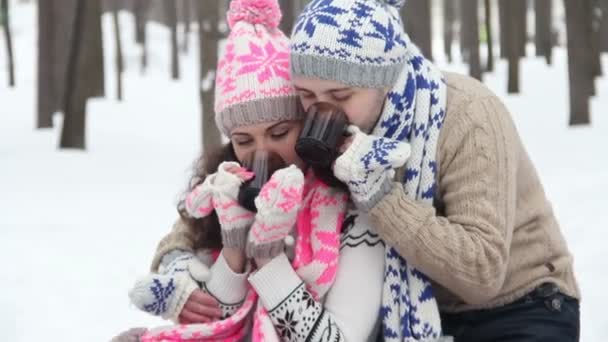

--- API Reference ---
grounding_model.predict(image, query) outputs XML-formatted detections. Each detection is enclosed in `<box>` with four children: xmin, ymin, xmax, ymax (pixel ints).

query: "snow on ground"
<box><xmin>1</xmin><ymin>1</ymin><xmax>607</xmax><ymax>341</ymax></box>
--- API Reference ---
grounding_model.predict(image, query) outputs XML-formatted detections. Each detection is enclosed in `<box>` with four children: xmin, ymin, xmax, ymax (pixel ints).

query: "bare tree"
<box><xmin>502</xmin><ymin>0</ymin><xmax>526</xmax><ymax>93</ymax></box>
<box><xmin>181</xmin><ymin>0</ymin><xmax>191</xmax><ymax>53</ymax></box>
<box><xmin>60</xmin><ymin>0</ymin><xmax>104</xmax><ymax>149</ymax></box>
<box><xmin>484</xmin><ymin>0</ymin><xmax>495</xmax><ymax>71</ymax></box>
<box><xmin>37</xmin><ymin>0</ymin><xmax>76</xmax><ymax>128</ymax></box>
<box><xmin>195</xmin><ymin>0</ymin><xmax>222</xmax><ymax>153</ymax></box>
<box><xmin>279</xmin><ymin>0</ymin><xmax>295</xmax><ymax>35</ymax></box>
<box><xmin>601</xmin><ymin>0</ymin><xmax>608</xmax><ymax>52</ymax></box>
<box><xmin>589</xmin><ymin>0</ymin><xmax>603</xmax><ymax>82</ymax></box>
<box><xmin>112</xmin><ymin>0</ymin><xmax>124</xmax><ymax>101</ymax></box>
<box><xmin>37</xmin><ymin>0</ymin><xmax>55</xmax><ymax>128</ymax></box>
<box><xmin>1</xmin><ymin>0</ymin><xmax>15</xmax><ymax>87</ymax></box>
<box><xmin>165</xmin><ymin>0</ymin><xmax>180</xmax><ymax>79</ymax></box>
<box><xmin>443</xmin><ymin>0</ymin><xmax>456</xmax><ymax>63</ymax></box>
<box><xmin>402</xmin><ymin>0</ymin><xmax>433</xmax><ymax>60</ymax></box>
<box><xmin>535</xmin><ymin>0</ymin><xmax>553</xmax><ymax>65</ymax></box>
<box><xmin>461</xmin><ymin>0</ymin><xmax>482</xmax><ymax>80</ymax></box>
<box><xmin>133</xmin><ymin>0</ymin><xmax>148</xmax><ymax>72</ymax></box>
<box><xmin>564</xmin><ymin>0</ymin><xmax>595</xmax><ymax>125</ymax></box>
<box><xmin>498</xmin><ymin>0</ymin><xmax>507</xmax><ymax>58</ymax></box>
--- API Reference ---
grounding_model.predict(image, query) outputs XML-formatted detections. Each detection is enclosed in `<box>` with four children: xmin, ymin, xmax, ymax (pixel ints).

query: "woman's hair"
<box><xmin>177</xmin><ymin>143</ymin><xmax>238</xmax><ymax>250</ymax></box>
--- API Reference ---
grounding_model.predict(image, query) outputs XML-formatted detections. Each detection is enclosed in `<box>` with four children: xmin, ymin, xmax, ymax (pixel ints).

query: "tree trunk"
<box><xmin>195</xmin><ymin>0</ymin><xmax>222</xmax><ymax>153</ymax></box>
<box><xmin>60</xmin><ymin>0</ymin><xmax>104</xmax><ymax>149</ymax></box>
<box><xmin>279</xmin><ymin>0</ymin><xmax>295</xmax><ymax>36</ymax></box>
<box><xmin>535</xmin><ymin>0</ymin><xmax>553</xmax><ymax>64</ymax></box>
<box><xmin>112</xmin><ymin>0</ymin><xmax>123</xmax><ymax>101</ymax></box>
<box><xmin>403</xmin><ymin>0</ymin><xmax>433</xmax><ymax>60</ymax></box>
<box><xmin>517</xmin><ymin>0</ymin><xmax>528</xmax><ymax>57</ymax></box>
<box><xmin>600</xmin><ymin>0</ymin><xmax>608</xmax><ymax>52</ymax></box>
<box><xmin>181</xmin><ymin>0</ymin><xmax>191</xmax><ymax>53</ymax></box>
<box><xmin>498</xmin><ymin>0</ymin><xmax>508</xmax><ymax>58</ymax></box>
<box><xmin>443</xmin><ymin>0</ymin><xmax>455</xmax><ymax>63</ymax></box>
<box><xmin>461</xmin><ymin>0</ymin><xmax>482</xmax><ymax>80</ymax></box>
<box><xmin>504</xmin><ymin>0</ymin><xmax>526</xmax><ymax>93</ymax></box>
<box><xmin>485</xmin><ymin>0</ymin><xmax>495</xmax><ymax>72</ymax></box>
<box><xmin>1</xmin><ymin>0</ymin><xmax>15</xmax><ymax>87</ymax></box>
<box><xmin>165</xmin><ymin>1</ymin><xmax>179</xmax><ymax>79</ymax></box>
<box><xmin>37</xmin><ymin>0</ymin><xmax>55</xmax><ymax>128</ymax></box>
<box><xmin>588</xmin><ymin>0</ymin><xmax>602</xmax><ymax>80</ymax></box>
<box><xmin>564</xmin><ymin>0</ymin><xmax>593</xmax><ymax>125</ymax></box>
<box><xmin>133</xmin><ymin>0</ymin><xmax>148</xmax><ymax>72</ymax></box>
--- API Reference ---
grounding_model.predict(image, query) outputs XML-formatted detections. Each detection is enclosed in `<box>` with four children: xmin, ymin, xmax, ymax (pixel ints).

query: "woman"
<box><xmin>116</xmin><ymin>0</ymin><xmax>388</xmax><ymax>341</ymax></box>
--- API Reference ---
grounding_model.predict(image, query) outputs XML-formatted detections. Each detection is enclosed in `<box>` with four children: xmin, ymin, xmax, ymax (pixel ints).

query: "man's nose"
<box><xmin>315</xmin><ymin>94</ymin><xmax>338</xmax><ymax>107</ymax></box>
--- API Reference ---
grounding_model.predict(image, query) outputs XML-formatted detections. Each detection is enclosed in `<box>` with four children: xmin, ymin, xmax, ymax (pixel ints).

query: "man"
<box><xmin>289</xmin><ymin>0</ymin><xmax>580</xmax><ymax>341</ymax></box>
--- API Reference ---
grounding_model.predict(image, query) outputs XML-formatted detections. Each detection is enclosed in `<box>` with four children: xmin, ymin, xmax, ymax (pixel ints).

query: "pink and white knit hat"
<box><xmin>214</xmin><ymin>0</ymin><xmax>301</xmax><ymax>137</ymax></box>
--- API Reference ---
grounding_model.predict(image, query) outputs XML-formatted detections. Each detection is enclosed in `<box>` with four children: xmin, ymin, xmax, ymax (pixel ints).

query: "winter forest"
<box><xmin>1</xmin><ymin>0</ymin><xmax>607</xmax><ymax>341</ymax></box>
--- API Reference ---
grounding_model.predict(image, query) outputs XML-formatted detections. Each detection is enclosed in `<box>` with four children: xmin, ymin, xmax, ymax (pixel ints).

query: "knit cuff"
<box><xmin>246</xmin><ymin>239</ymin><xmax>285</xmax><ymax>259</ymax></box>
<box><xmin>164</xmin><ymin>273</ymin><xmax>199</xmax><ymax>321</ymax></box>
<box><xmin>248</xmin><ymin>253</ymin><xmax>303</xmax><ymax>310</ymax></box>
<box><xmin>205</xmin><ymin>250</ymin><xmax>251</xmax><ymax>305</ymax></box>
<box><xmin>369</xmin><ymin>183</ymin><xmax>433</xmax><ymax>244</ymax></box>
<box><xmin>354</xmin><ymin>175</ymin><xmax>395</xmax><ymax>212</ymax></box>
<box><xmin>221</xmin><ymin>226</ymin><xmax>250</xmax><ymax>250</ymax></box>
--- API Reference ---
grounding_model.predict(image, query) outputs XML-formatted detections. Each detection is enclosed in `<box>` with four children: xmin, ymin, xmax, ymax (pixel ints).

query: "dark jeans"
<box><xmin>441</xmin><ymin>283</ymin><xmax>580</xmax><ymax>342</ymax></box>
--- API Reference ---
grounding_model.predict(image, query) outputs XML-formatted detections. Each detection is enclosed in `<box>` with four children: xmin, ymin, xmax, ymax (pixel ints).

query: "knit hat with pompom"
<box><xmin>290</xmin><ymin>0</ymin><xmax>412</xmax><ymax>88</ymax></box>
<box><xmin>214</xmin><ymin>0</ymin><xmax>301</xmax><ymax>137</ymax></box>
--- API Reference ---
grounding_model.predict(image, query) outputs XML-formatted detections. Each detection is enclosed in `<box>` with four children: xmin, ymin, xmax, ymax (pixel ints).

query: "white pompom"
<box><xmin>188</xmin><ymin>259</ymin><xmax>211</xmax><ymax>282</ymax></box>
<box><xmin>284</xmin><ymin>235</ymin><xmax>295</xmax><ymax>247</ymax></box>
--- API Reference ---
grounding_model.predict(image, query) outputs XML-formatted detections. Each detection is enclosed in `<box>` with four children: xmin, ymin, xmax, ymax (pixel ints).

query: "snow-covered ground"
<box><xmin>1</xmin><ymin>2</ymin><xmax>607</xmax><ymax>341</ymax></box>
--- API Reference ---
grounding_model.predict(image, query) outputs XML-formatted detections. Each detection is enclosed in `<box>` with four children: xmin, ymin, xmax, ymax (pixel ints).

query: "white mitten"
<box><xmin>333</xmin><ymin>125</ymin><xmax>411</xmax><ymax>210</ymax></box>
<box><xmin>246</xmin><ymin>165</ymin><xmax>305</xmax><ymax>259</ymax></box>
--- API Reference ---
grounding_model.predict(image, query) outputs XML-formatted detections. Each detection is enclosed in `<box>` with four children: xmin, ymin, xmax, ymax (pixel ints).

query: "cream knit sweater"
<box><xmin>370</xmin><ymin>72</ymin><xmax>580</xmax><ymax>312</ymax></box>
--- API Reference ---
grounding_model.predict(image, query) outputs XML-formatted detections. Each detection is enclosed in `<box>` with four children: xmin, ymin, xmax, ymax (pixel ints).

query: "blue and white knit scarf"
<box><xmin>370</xmin><ymin>34</ymin><xmax>447</xmax><ymax>341</ymax></box>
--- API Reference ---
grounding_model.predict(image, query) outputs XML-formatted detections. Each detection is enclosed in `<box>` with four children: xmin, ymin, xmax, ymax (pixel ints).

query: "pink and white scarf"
<box><xmin>141</xmin><ymin>171</ymin><xmax>347</xmax><ymax>341</ymax></box>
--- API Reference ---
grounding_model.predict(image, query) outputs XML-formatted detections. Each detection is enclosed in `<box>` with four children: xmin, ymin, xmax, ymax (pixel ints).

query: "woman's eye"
<box><xmin>235</xmin><ymin>139</ymin><xmax>253</xmax><ymax>146</ymax></box>
<box><xmin>332</xmin><ymin>93</ymin><xmax>352</xmax><ymax>102</ymax></box>
<box><xmin>271</xmin><ymin>130</ymin><xmax>289</xmax><ymax>139</ymax></box>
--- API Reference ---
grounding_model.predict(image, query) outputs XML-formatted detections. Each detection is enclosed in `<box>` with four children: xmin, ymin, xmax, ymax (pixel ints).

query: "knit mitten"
<box><xmin>185</xmin><ymin>161</ymin><xmax>255</xmax><ymax>249</ymax></box>
<box><xmin>129</xmin><ymin>253</ymin><xmax>207</xmax><ymax>321</ymax></box>
<box><xmin>333</xmin><ymin>125</ymin><xmax>411</xmax><ymax>211</ymax></box>
<box><xmin>246</xmin><ymin>165</ymin><xmax>304</xmax><ymax>259</ymax></box>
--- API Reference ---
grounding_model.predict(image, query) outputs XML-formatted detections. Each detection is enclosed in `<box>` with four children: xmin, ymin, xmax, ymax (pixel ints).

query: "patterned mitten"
<box><xmin>333</xmin><ymin>125</ymin><xmax>411</xmax><ymax>211</ymax></box>
<box><xmin>246</xmin><ymin>165</ymin><xmax>305</xmax><ymax>259</ymax></box>
<box><xmin>129</xmin><ymin>253</ymin><xmax>207</xmax><ymax>321</ymax></box>
<box><xmin>185</xmin><ymin>161</ymin><xmax>255</xmax><ymax>249</ymax></box>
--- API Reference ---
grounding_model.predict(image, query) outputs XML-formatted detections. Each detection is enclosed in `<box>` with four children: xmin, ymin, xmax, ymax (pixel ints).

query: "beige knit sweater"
<box><xmin>150</xmin><ymin>71</ymin><xmax>580</xmax><ymax>313</ymax></box>
<box><xmin>370</xmin><ymin>72</ymin><xmax>580</xmax><ymax>312</ymax></box>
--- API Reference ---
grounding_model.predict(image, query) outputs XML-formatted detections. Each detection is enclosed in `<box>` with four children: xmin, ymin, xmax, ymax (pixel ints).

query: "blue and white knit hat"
<box><xmin>290</xmin><ymin>0</ymin><xmax>409</xmax><ymax>88</ymax></box>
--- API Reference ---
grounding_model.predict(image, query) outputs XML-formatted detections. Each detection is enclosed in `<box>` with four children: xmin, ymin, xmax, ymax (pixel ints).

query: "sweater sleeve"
<box><xmin>249</xmin><ymin>215</ymin><xmax>385</xmax><ymax>342</ymax></box>
<box><xmin>369</xmin><ymin>96</ymin><xmax>518</xmax><ymax>305</ymax></box>
<box><xmin>200</xmin><ymin>250</ymin><xmax>251</xmax><ymax>318</ymax></box>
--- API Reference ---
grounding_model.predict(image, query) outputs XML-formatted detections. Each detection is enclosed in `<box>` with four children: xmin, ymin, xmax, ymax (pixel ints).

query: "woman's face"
<box><xmin>230</xmin><ymin>120</ymin><xmax>306</xmax><ymax>171</ymax></box>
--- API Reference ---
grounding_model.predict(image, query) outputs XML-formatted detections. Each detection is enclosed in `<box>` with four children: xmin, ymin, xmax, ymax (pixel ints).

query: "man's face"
<box><xmin>293</xmin><ymin>76</ymin><xmax>388</xmax><ymax>133</ymax></box>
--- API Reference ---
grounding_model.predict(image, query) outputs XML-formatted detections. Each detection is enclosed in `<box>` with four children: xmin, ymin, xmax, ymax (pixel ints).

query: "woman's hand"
<box><xmin>178</xmin><ymin>290</ymin><xmax>223</xmax><ymax>323</ymax></box>
<box><xmin>246</xmin><ymin>165</ymin><xmax>304</xmax><ymax>259</ymax></box>
<box><xmin>185</xmin><ymin>161</ymin><xmax>256</xmax><ymax>250</ymax></box>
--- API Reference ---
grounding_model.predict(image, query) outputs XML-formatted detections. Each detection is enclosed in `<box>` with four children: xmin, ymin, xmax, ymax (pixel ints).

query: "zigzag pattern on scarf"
<box><xmin>372</xmin><ymin>32</ymin><xmax>447</xmax><ymax>342</ymax></box>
